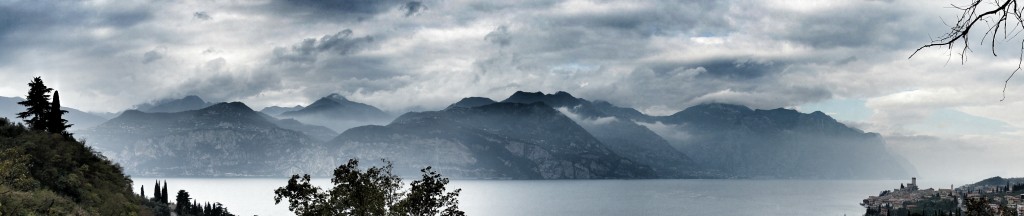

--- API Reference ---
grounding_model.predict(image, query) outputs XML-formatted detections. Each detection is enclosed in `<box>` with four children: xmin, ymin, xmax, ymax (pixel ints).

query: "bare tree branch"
<box><xmin>912</xmin><ymin>0</ymin><xmax>1024</xmax><ymax>101</ymax></box>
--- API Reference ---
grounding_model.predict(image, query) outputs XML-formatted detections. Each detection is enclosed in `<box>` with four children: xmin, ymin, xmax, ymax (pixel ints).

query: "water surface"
<box><xmin>133</xmin><ymin>178</ymin><xmax>911</xmax><ymax>216</ymax></box>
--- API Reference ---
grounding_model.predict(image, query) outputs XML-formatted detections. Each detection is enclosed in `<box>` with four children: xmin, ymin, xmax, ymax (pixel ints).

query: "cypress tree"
<box><xmin>154</xmin><ymin>180</ymin><xmax>162</xmax><ymax>201</ymax></box>
<box><xmin>16</xmin><ymin>77</ymin><xmax>52</xmax><ymax>131</ymax></box>
<box><xmin>162</xmin><ymin>180</ymin><xmax>168</xmax><ymax>203</ymax></box>
<box><xmin>141</xmin><ymin>185</ymin><xmax>146</xmax><ymax>199</ymax></box>
<box><xmin>45</xmin><ymin>90</ymin><xmax>71</xmax><ymax>134</ymax></box>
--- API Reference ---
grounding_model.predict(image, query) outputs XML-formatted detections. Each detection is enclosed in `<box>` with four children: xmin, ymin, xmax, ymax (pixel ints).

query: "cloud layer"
<box><xmin>1</xmin><ymin>0</ymin><xmax>1022</xmax><ymax>179</ymax></box>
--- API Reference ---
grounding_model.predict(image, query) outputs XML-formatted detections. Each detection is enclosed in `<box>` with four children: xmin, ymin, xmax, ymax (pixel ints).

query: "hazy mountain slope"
<box><xmin>323</xmin><ymin>102</ymin><xmax>655</xmax><ymax>179</ymax></box>
<box><xmin>1</xmin><ymin>96</ymin><xmax>108</xmax><ymax>130</ymax></box>
<box><xmin>78</xmin><ymin>102</ymin><xmax>323</xmax><ymax>176</ymax></box>
<box><xmin>134</xmin><ymin>95</ymin><xmax>215</xmax><ymax>113</ymax></box>
<box><xmin>281</xmin><ymin>93</ymin><xmax>392</xmax><ymax>132</ymax></box>
<box><xmin>500</xmin><ymin>91</ymin><xmax>701</xmax><ymax>178</ymax></box>
<box><xmin>445</xmin><ymin>97</ymin><xmax>496</xmax><ymax>109</ymax></box>
<box><xmin>260</xmin><ymin>105</ymin><xmax>304</xmax><ymax>116</ymax></box>
<box><xmin>657</xmin><ymin>103</ymin><xmax>916</xmax><ymax>179</ymax></box>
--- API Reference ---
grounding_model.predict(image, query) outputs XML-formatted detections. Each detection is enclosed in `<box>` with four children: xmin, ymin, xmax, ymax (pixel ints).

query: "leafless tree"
<box><xmin>911</xmin><ymin>0</ymin><xmax>1024</xmax><ymax>101</ymax></box>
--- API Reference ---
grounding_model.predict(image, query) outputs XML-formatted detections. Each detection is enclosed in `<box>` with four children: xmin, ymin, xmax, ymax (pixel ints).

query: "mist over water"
<box><xmin>132</xmin><ymin>178</ymin><xmax>974</xmax><ymax>216</ymax></box>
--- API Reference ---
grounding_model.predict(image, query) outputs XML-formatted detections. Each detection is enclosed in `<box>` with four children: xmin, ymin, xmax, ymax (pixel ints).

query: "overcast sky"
<box><xmin>1</xmin><ymin>0</ymin><xmax>1021</xmax><ymax>180</ymax></box>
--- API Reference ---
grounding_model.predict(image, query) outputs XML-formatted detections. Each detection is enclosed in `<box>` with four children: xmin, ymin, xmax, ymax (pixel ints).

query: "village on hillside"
<box><xmin>862</xmin><ymin>177</ymin><xmax>1024</xmax><ymax>216</ymax></box>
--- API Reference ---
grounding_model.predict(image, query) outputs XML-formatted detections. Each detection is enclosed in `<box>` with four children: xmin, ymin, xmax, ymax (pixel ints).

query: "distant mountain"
<box><xmin>656</xmin><ymin>103</ymin><xmax>915</xmax><ymax>179</ymax></box>
<box><xmin>0</xmin><ymin>96</ymin><xmax>108</xmax><ymax>130</ymax></box>
<box><xmin>500</xmin><ymin>91</ymin><xmax>702</xmax><ymax>178</ymax></box>
<box><xmin>134</xmin><ymin>95</ymin><xmax>215</xmax><ymax>113</ymax></box>
<box><xmin>78</xmin><ymin>102</ymin><xmax>333</xmax><ymax>176</ymax></box>
<box><xmin>966</xmin><ymin>176</ymin><xmax>1024</xmax><ymax>187</ymax></box>
<box><xmin>280</xmin><ymin>93</ymin><xmax>392</xmax><ymax>132</ymax></box>
<box><xmin>260</xmin><ymin>105</ymin><xmax>304</xmax><ymax>116</ymax></box>
<box><xmin>323</xmin><ymin>102</ymin><xmax>655</xmax><ymax>179</ymax></box>
<box><xmin>445</xmin><ymin>97</ymin><xmax>496</xmax><ymax>109</ymax></box>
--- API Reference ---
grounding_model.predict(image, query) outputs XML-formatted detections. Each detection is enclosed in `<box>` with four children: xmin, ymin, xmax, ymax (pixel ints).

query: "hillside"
<box><xmin>0</xmin><ymin>117</ymin><xmax>145</xmax><ymax>215</ymax></box>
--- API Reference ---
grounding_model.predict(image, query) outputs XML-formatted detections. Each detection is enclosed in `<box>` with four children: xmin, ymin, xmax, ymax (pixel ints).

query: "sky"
<box><xmin>0</xmin><ymin>0</ymin><xmax>1022</xmax><ymax>181</ymax></box>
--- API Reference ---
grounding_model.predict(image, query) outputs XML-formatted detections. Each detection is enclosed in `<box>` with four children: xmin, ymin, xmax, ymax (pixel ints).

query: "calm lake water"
<box><xmin>132</xmin><ymin>178</ymin><xmax>913</xmax><ymax>216</ymax></box>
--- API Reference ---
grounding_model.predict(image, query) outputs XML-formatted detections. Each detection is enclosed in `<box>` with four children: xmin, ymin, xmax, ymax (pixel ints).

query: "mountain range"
<box><xmin>61</xmin><ymin>91</ymin><xmax>914</xmax><ymax>179</ymax></box>
<box><xmin>78</xmin><ymin>102</ymin><xmax>334</xmax><ymax>176</ymax></box>
<box><xmin>323</xmin><ymin>101</ymin><xmax>655</xmax><ymax>179</ymax></box>
<box><xmin>653</xmin><ymin>103</ymin><xmax>915</xmax><ymax>179</ymax></box>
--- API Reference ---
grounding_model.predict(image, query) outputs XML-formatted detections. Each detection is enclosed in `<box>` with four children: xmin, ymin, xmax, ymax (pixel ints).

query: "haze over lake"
<box><xmin>135</xmin><ymin>178</ymin><xmax>968</xmax><ymax>216</ymax></box>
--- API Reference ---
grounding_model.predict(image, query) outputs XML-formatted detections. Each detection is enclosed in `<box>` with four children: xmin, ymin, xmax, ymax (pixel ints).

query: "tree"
<box><xmin>392</xmin><ymin>167</ymin><xmax>464</xmax><ymax>216</ymax></box>
<box><xmin>162</xmin><ymin>180</ymin><xmax>169</xmax><ymax>203</ymax></box>
<box><xmin>154</xmin><ymin>180</ymin><xmax>162</xmax><ymax>202</ymax></box>
<box><xmin>141</xmin><ymin>185</ymin><xmax>146</xmax><ymax>199</ymax></box>
<box><xmin>16</xmin><ymin>77</ymin><xmax>52</xmax><ymax>131</ymax></box>
<box><xmin>45</xmin><ymin>90</ymin><xmax>71</xmax><ymax>135</ymax></box>
<box><xmin>913</xmin><ymin>0</ymin><xmax>1024</xmax><ymax>100</ymax></box>
<box><xmin>176</xmin><ymin>189</ymin><xmax>191</xmax><ymax>214</ymax></box>
<box><xmin>274</xmin><ymin>159</ymin><xmax>464</xmax><ymax>216</ymax></box>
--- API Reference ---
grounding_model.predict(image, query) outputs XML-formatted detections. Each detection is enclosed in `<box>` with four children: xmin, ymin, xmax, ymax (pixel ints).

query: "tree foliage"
<box><xmin>13</xmin><ymin>77</ymin><xmax>72</xmax><ymax>135</ymax></box>
<box><xmin>16</xmin><ymin>77</ymin><xmax>53</xmax><ymax>131</ymax></box>
<box><xmin>274</xmin><ymin>159</ymin><xmax>465</xmax><ymax>216</ymax></box>
<box><xmin>172</xmin><ymin>189</ymin><xmax>235</xmax><ymax>216</ymax></box>
<box><xmin>46</xmin><ymin>90</ymin><xmax>72</xmax><ymax>135</ymax></box>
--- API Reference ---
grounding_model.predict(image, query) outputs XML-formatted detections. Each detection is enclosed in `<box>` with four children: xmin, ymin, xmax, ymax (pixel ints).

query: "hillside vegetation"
<box><xmin>0</xmin><ymin>117</ymin><xmax>148</xmax><ymax>215</ymax></box>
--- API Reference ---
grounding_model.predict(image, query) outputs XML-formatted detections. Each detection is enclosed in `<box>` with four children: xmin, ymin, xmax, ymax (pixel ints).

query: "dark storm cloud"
<box><xmin>271</xmin><ymin>29</ymin><xmax>375</xmax><ymax>65</ymax></box>
<box><xmin>402</xmin><ymin>1</ymin><xmax>425</xmax><ymax>17</ymax></box>
<box><xmin>543</xmin><ymin>1</ymin><xmax>731</xmax><ymax>37</ymax></box>
<box><xmin>776</xmin><ymin>2</ymin><xmax>919</xmax><ymax>49</ymax></box>
<box><xmin>193</xmin><ymin>11</ymin><xmax>212</xmax><ymax>21</ymax></box>
<box><xmin>178</xmin><ymin>58</ymin><xmax>284</xmax><ymax>102</ymax></box>
<box><xmin>142</xmin><ymin>49</ymin><xmax>164</xmax><ymax>64</ymax></box>
<box><xmin>266</xmin><ymin>0</ymin><xmax>412</xmax><ymax>21</ymax></box>
<box><xmin>647</xmin><ymin>58</ymin><xmax>791</xmax><ymax>81</ymax></box>
<box><xmin>484</xmin><ymin>26</ymin><xmax>511</xmax><ymax>47</ymax></box>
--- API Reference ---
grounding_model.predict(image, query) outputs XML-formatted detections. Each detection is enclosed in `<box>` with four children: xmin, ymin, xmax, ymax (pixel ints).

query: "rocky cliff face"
<box><xmin>322</xmin><ymin>102</ymin><xmax>655</xmax><ymax>179</ymax></box>
<box><xmin>79</xmin><ymin>102</ymin><xmax>327</xmax><ymax>176</ymax></box>
<box><xmin>656</xmin><ymin>103</ymin><xmax>915</xmax><ymax>179</ymax></box>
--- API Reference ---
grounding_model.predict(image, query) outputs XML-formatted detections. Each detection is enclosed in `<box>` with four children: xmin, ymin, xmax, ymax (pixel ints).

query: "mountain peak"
<box><xmin>502</xmin><ymin>90</ymin><xmax>585</xmax><ymax>107</ymax></box>
<box><xmin>138</xmin><ymin>95</ymin><xmax>215</xmax><ymax>113</ymax></box>
<box><xmin>202</xmin><ymin>102</ymin><xmax>255</xmax><ymax>113</ymax></box>
<box><xmin>686</xmin><ymin>103</ymin><xmax>753</xmax><ymax>113</ymax></box>
<box><xmin>446</xmin><ymin>97</ymin><xmax>497</xmax><ymax>109</ymax></box>
<box><xmin>324</xmin><ymin>93</ymin><xmax>349</xmax><ymax>103</ymax></box>
<box><xmin>182</xmin><ymin>95</ymin><xmax>204</xmax><ymax>102</ymax></box>
<box><xmin>506</xmin><ymin>91</ymin><xmax>545</xmax><ymax>101</ymax></box>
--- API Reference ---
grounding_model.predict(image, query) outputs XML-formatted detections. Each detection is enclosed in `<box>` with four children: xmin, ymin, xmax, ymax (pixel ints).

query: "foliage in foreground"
<box><xmin>0</xmin><ymin>117</ymin><xmax>143</xmax><ymax>215</ymax></box>
<box><xmin>275</xmin><ymin>159</ymin><xmax>465</xmax><ymax>216</ymax></box>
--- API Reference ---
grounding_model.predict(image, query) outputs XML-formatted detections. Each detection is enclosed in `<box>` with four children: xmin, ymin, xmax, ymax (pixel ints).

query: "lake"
<box><xmin>132</xmin><ymin>178</ymin><xmax>916</xmax><ymax>216</ymax></box>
